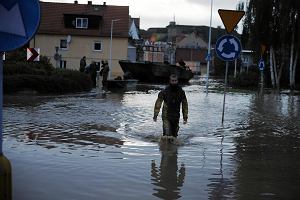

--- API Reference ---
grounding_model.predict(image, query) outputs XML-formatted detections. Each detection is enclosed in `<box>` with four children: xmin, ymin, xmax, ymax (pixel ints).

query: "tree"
<box><xmin>241</xmin><ymin>0</ymin><xmax>300</xmax><ymax>90</ymax></box>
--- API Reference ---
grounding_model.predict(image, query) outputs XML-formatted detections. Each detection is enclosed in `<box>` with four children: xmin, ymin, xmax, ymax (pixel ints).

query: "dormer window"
<box><xmin>76</xmin><ymin>18</ymin><xmax>88</xmax><ymax>29</ymax></box>
<box><xmin>64</xmin><ymin>14</ymin><xmax>101</xmax><ymax>29</ymax></box>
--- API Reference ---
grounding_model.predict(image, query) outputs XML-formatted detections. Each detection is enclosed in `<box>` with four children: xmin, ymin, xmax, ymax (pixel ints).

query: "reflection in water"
<box><xmin>6</xmin><ymin>122</ymin><xmax>123</xmax><ymax>150</ymax></box>
<box><xmin>207</xmin><ymin>135</ymin><xmax>234</xmax><ymax>199</ymax></box>
<box><xmin>208</xmin><ymin>136</ymin><xmax>224</xmax><ymax>198</ymax></box>
<box><xmin>151</xmin><ymin>143</ymin><xmax>185</xmax><ymax>200</ymax></box>
<box><xmin>234</xmin><ymin>94</ymin><xmax>300</xmax><ymax>199</ymax></box>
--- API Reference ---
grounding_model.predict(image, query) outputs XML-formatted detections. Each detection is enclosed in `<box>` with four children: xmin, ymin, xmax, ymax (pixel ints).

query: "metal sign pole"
<box><xmin>0</xmin><ymin>51</ymin><xmax>12</xmax><ymax>200</ymax></box>
<box><xmin>258</xmin><ymin>58</ymin><xmax>265</xmax><ymax>96</ymax></box>
<box><xmin>234</xmin><ymin>59</ymin><xmax>237</xmax><ymax>78</ymax></box>
<box><xmin>0</xmin><ymin>52</ymin><xmax>3</xmax><ymax>154</ymax></box>
<box><xmin>0</xmin><ymin>1</ymin><xmax>40</xmax><ymax>197</ymax></box>
<box><xmin>259</xmin><ymin>70</ymin><xmax>264</xmax><ymax>96</ymax></box>
<box><xmin>221</xmin><ymin>61</ymin><xmax>229</xmax><ymax>124</ymax></box>
<box><xmin>205</xmin><ymin>0</ymin><xmax>213</xmax><ymax>95</ymax></box>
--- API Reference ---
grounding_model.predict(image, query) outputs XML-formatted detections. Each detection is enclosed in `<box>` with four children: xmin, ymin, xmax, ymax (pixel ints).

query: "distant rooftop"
<box><xmin>38</xmin><ymin>1</ymin><xmax>129</xmax><ymax>37</ymax></box>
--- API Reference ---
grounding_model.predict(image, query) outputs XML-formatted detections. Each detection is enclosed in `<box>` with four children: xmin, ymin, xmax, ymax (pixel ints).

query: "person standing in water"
<box><xmin>79</xmin><ymin>56</ymin><xmax>86</xmax><ymax>72</ymax></box>
<box><xmin>153</xmin><ymin>74</ymin><xmax>188</xmax><ymax>137</ymax></box>
<box><xmin>100</xmin><ymin>60</ymin><xmax>109</xmax><ymax>90</ymax></box>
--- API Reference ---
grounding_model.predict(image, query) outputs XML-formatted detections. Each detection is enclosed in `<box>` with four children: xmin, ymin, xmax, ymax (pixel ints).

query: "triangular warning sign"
<box><xmin>218</xmin><ymin>9</ymin><xmax>245</xmax><ymax>34</ymax></box>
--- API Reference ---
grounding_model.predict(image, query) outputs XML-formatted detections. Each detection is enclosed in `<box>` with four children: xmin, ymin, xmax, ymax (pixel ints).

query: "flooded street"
<box><xmin>3</xmin><ymin>78</ymin><xmax>300</xmax><ymax>200</ymax></box>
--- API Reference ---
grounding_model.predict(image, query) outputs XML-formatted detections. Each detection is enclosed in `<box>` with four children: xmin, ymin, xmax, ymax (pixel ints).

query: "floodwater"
<box><xmin>3</xmin><ymin>78</ymin><xmax>300</xmax><ymax>200</ymax></box>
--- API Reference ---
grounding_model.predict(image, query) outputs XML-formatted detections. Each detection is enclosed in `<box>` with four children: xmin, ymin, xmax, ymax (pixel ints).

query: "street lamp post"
<box><xmin>109</xmin><ymin>19</ymin><xmax>120</xmax><ymax>80</ymax></box>
<box><xmin>206</xmin><ymin>0</ymin><xmax>213</xmax><ymax>94</ymax></box>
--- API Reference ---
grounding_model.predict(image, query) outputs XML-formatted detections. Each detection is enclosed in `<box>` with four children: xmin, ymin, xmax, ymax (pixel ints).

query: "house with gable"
<box><xmin>175</xmin><ymin>32</ymin><xmax>208</xmax><ymax>74</ymax></box>
<box><xmin>30</xmin><ymin>1</ymin><xmax>131</xmax><ymax>78</ymax></box>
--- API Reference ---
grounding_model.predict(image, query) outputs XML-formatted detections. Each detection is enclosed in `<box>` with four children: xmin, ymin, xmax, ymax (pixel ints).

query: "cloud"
<box><xmin>46</xmin><ymin>0</ymin><xmax>242</xmax><ymax>31</ymax></box>
<box><xmin>186</xmin><ymin>0</ymin><xmax>240</xmax><ymax>9</ymax></box>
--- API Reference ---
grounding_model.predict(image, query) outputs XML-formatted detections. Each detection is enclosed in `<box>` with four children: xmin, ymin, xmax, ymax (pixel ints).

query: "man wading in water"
<box><xmin>153</xmin><ymin>74</ymin><xmax>188</xmax><ymax>138</ymax></box>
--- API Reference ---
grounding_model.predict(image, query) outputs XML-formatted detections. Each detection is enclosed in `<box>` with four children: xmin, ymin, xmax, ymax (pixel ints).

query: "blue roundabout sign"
<box><xmin>215</xmin><ymin>35</ymin><xmax>242</xmax><ymax>61</ymax></box>
<box><xmin>0</xmin><ymin>0</ymin><xmax>40</xmax><ymax>52</ymax></box>
<box><xmin>258</xmin><ymin>58</ymin><xmax>265</xmax><ymax>71</ymax></box>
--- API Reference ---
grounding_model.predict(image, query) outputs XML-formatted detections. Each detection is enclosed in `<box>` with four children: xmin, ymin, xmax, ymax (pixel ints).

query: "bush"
<box><xmin>4</xmin><ymin>73</ymin><xmax>92</xmax><ymax>94</ymax></box>
<box><xmin>3</xmin><ymin>50</ymin><xmax>93</xmax><ymax>94</ymax></box>
<box><xmin>230</xmin><ymin>71</ymin><xmax>260</xmax><ymax>89</ymax></box>
<box><xmin>4</xmin><ymin>55</ymin><xmax>54</xmax><ymax>76</ymax></box>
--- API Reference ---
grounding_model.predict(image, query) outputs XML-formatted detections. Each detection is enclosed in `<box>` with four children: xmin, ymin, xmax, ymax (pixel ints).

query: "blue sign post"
<box><xmin>0</xmin><ymin>0</ymin><xmax>40</xmax><ymax>198</ymax></box>
<box><xmin>258</xmin><ymin>58</ymin><xmax>265</xmax><ymax>95</ymax></box>
<box><xmin>215</xmin><ymin>34</ymin><xmax>242</xmax><ymax>124</ymax></box>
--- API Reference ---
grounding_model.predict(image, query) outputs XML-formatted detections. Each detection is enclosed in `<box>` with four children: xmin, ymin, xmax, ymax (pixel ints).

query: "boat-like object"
<box><xmin>119</xmin><ymin>60</ymin><xmax>194</xmax><ymax>83</ymax></box>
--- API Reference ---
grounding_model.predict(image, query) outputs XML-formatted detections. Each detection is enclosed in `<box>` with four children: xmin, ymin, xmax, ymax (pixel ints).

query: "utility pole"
<box><xmin>109</xmin><ymin>19</ymin><xmax>120</xmax><ymax>80</ymax></box>
<box><xmin>206</xmin><ymin>0</ymin><xmax>213</xmax><ymax>94</ymax></box>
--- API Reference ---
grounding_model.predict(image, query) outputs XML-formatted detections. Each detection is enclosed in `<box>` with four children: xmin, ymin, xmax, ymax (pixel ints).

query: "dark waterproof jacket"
<box><xmin>100</xmin><ymin>64</ymin><xmax>109</xmax><ymax>81</ymax></box>
<box><xmin>154</xmin><ymin>85</ymin><xmax>188</xmax><ymax>121</ymax></box>
<box><xmin>79</xmin><ymin>58</ymin><xmax>86</xmax><ymax>72</ymax></box>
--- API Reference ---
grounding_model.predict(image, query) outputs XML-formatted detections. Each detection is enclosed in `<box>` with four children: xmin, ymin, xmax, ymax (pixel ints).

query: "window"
<box><xmin>60</xmin><ymin>60</ymin><xmax>67</xmax><ymax>69</ymax></box>
<box><xmin>60</xmin><ymin>39</ymin><xmax>68</xmax><ymax>49</ymax></box>
<box><xmin>76</xmin><ymin>18</ymin><xmax>88</xmax><ymax>29</ymax></box>
<box><xmin>94</xmin><ymin>42</ymin><xmax>102</xmax><ymax>51</ymax></box>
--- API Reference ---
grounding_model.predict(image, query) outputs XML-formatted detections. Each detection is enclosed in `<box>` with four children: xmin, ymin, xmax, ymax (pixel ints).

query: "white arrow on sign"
<box><xmin>229</xmin><ymin>38</ymin><xmax>239</xmax><ymax>51</ymax></box>
<box><xmin>221</xmin><ymin>52</ymin><xmax>236</xmax><ymax>59</ymax></box>
<box><xmin>217</xmin><ymin>38</ymin><xmax>227</xmax><ymax>52</ymax></box>
<box><xmin>0</xmin><ymin>3</ymin><xmax>26</xmax><ymax>37</ymax></box>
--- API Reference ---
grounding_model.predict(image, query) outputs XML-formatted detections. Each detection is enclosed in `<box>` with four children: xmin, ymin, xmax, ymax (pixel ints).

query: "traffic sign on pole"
<box><xmin>0</xmin><ymin>0</ymin><xmax>41</xmax><ymax>52</ymax></box>
<box><xmin>1</xmin><ymin>1</ymin><xmax>40</xmax><ymax>197</ymax></box>
<box><xmin>27</xmin><ymin>48</ymin><xmax>40</xmax><ymax>61</ymax></box>
<box><xmin>218</xmin><ymin>9</ymin><xmax>245</xmax><ymax>34</ymax></box>
<box><xmin>205</xmin><ymin>53</ymin><xmax>211</xmax><ymax>61</ymax></box>
<box><xmin>258</xmin><ymin>58</ymin><xmax>265</xmax><ymax>71</ymax></box>
<box><xmin>215</xmin><ymin>35</ymin><xmax>242</xmax><ymax>61</ymax></box>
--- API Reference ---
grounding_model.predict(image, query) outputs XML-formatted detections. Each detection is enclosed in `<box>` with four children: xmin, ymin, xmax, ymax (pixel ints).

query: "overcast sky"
<box><xmin>44</xmin><ymin>0</ymin><xmax>244</xmax><ymax>31</ymax></box>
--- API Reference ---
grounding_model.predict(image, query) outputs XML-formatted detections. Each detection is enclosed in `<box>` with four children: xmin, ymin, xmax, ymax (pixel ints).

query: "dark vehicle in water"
<box><xmin>119</xmin><ymin>60</ymin><xmax>194</xmax><ymax>83</ymax></box>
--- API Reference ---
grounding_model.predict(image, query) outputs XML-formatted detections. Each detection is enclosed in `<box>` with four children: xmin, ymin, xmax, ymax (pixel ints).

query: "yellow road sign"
<box><xmin>261</xmin><ymin>44</ymin><xmax>266</xmax><ymax>55</ymax></box>
<box><xmin>218</xmin><ymin>9</ymin><xmax>245</xmax><ymax>34</ymax></box>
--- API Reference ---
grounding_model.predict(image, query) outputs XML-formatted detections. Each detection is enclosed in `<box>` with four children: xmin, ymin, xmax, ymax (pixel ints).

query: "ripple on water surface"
<box><xmin>3</xmin><ymin>83</ymin><xmax>300</xmax><ymax>200</ymax></box>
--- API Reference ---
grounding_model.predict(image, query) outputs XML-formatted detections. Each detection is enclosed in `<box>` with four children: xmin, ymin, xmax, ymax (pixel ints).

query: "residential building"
<box><xmin>141</xmin><ymin>22</ymin><xmax>242</xmax><ymax>75</ymax></box>
<box><xmin>141</xmin><ymin>22</ymin><xmax>229</xmax><ymax>74</ymax></box>
<box><xmin>175</xmin><ymin>32</ymin><xmax>208</xmax><ymax>74</ymax></box>
<box><xmin>30</xmin><ymin>1</ymin><xmax>130</xmax><ymax>78</ymax></box>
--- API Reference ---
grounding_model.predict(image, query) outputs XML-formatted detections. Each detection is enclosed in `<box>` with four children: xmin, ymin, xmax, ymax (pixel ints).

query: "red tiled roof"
<box><xmin>38</xmin><ymin>1</ymin><xmax>129</xmax><ymax>37</ymax></box>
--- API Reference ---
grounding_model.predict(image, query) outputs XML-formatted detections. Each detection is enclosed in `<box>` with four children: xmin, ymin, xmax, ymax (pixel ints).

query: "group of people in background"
<box><xmin>79</xmin><ymin>56</ymin><xmax>109</xmax><ymax>89</ymax></box>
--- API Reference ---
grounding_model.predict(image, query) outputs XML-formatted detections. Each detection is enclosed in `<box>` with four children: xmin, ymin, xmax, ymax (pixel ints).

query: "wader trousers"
<box><xmin>162</xmin><ymin>118</ymin><xmax>179</xmax><ymax>137</ymax></box>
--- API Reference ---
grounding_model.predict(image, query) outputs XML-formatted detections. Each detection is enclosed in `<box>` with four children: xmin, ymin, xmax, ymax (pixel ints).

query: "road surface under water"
<box><xmin>3</xmin><ymin>79</ymin><xmax>300</xmax><ymax>200</ymax></box>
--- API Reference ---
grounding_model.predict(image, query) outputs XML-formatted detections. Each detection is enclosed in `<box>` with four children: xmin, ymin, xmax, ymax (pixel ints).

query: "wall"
<box><xmin>30</xmin><ymin>34</ymin><xmax>128</xmax><ymax>78</ymax></box>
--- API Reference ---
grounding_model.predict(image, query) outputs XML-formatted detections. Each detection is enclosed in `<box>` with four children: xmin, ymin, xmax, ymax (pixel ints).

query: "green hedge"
<box><xmin>3</xmin><ymin>51</ymin><xmax>93</xmax><ymax>94</ymax></box>
<box><xmin>4</xmin><ymin>55</ymin><xmax>54</xmax><ymax>76</ymax></box>
<box><xmin>4</xmin><ymin>73</ymin><xmax>92</xmax><ymax>94</ymax></box>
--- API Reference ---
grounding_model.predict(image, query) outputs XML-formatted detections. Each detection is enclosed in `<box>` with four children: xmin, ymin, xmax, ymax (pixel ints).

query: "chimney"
<box><xmin>169</xmin><ymin>21</ymin><xmax>176</xmax><ymax>26</ymax></box>
<box><xmin>87</xmin><ymin>1</ymin><xmax>92</xmax><ymax>5</ymax></box>
<box><xmin>74</xmin><ymin>1</ymin><xmax>78</xmax><ymax>4</ymax></box>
